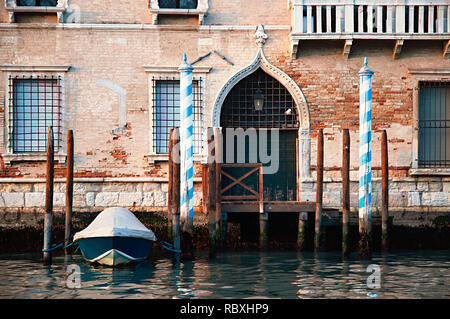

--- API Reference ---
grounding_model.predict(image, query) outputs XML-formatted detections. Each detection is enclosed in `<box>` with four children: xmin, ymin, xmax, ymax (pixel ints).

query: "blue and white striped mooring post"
<box><xmin>178</xmin><ymin>54</ymin><xmax>194</xmax><ymax>247</ymax></box>
<box><xmin>358</xmin><ymin>57</ymin><xmax>374</xmax><ymax>259</ymax></box>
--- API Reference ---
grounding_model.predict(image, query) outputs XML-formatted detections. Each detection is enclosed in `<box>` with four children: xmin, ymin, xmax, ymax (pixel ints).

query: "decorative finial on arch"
<box><xmin>254</xmin><ymin>24</ymin><xmax>268</xmax><ymax>48</ymax></box>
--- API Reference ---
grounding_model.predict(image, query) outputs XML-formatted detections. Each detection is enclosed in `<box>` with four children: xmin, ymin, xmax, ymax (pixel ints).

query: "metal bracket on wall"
<box><xmin>191</xmin><ymin>50</ymin><xmax>234</xmax><ymax>66</ymax></box>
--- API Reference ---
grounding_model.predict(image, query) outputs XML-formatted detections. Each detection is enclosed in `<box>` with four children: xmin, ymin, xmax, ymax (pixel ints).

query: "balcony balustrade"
<box><xmin>289</xmin><ymin>0</ymin><xmax>450</xmax><ymax>58</ymax></box>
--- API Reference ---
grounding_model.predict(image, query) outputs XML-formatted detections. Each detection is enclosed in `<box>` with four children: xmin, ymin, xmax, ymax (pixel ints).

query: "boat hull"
<box><xmin>76</xmin><ymin>236</ymin><xmax>153</xmax><ymax>266</ymax></box>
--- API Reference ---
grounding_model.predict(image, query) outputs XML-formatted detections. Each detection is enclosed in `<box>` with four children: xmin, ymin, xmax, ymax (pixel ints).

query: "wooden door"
<box><xmin>221</xmin><ymin>129</ymin><xmax>297</xmax><ymax>201</ymax></box>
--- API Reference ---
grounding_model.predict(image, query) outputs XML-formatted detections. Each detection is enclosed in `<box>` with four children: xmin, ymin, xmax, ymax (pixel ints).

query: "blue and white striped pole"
<box><xmin>358</xmin><ymin>57</ymin><xmax>374</xmax><ymax>258</ymax></box>
<box><xmin>178</xmin><ymin>54</ymin><xmax>194</xmax><ymax>238</ymax></box>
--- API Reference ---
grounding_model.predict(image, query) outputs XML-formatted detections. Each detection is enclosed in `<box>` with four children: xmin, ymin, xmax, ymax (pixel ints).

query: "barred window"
<box><xmin>17</xmin><ymin>0</ymin><xmax>57</xmax><ymax>6</ymax></box>
<box><xmin>152</xmin><ymin>78</ymin><xmax>203</xmax><ymax>154</ymax></box>
<box><xmin>418</xmin><ymin>81</ymin><xmax>450</xmax><ymax>168</ymax></box>
<box><xmin>158</xmin><ymin>0</ymin><xmax>198</xmax><ymax>9</ymax></box>
<box><xmin>8</xmin><ymin>76</ymin><xmax>62</xmax><ymax>153</ymax></box>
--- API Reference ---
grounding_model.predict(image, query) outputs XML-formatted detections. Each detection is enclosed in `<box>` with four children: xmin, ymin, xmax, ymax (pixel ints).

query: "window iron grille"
<box><xmin>8</xmin><ymin>75</ymin><xmax>62</xmax><ymax>153</ymax></box>
<box><xmin>418</xmin><ymin>81</ymin><xmax>450</xmax><ymax>168</ymax></box>
<box><xmin>152</xmin><ymin>77</ymin><xmax>204</xmax><ymax>154</ymax></box>
<box><xmin>17</xmin><ymin>0</ymin><xmax>57</xmax><ymax>6</ymax></box>
<box><xmin>220</xmin><ymin>68</ymin><xmax>300</xmax><ymax>129</ymax></box>
<box><xmin>158</xmin><ymin>0</ymin><xmax>198</xmax><ymax>9</ymax></box>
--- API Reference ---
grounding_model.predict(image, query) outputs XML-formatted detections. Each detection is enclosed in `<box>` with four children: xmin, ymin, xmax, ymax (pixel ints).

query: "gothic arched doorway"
<box><xmin>219</xmin><ymin>68</ymin><xmax>300</xmax><ymax>202</ymax></box>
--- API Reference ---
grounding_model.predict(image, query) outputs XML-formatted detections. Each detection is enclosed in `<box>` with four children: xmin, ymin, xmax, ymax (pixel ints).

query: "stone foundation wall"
<box><xmin>0</xmin><ymin>179</ymin><xmax>203</xmax><ymax>213</ymax></box>
<box><xmin>0</xmin><ymin>176</ymin><xmax>448</xmax><ymax>214</ymax></box>
<box><xmin>299</xmin><ymin>177</ymin><xmax>450</xmax><ymax>212</ymax></box>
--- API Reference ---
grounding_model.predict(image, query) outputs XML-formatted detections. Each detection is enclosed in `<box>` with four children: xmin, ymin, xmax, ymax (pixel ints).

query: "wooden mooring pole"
<box><xmin>215</xmin><ymin>129</ymin><xmax>224</xmax><ymax>249</ymax></box>
<box><xmin>202</xmin><ymin>164</ymin><xmax>208</xmax><ymax>214</ymax></box>
<box><xmin>297</xmin><ymin>137</ymin><xmax>307</xmax><ymax>251</ymax></box>
<box><xmin>168</xmin><ymin>128</ymin><xmax>174</xmax><ymax>241</ymax></box>
<box><xmin>258</xmin><ymin>165</ymin><xmax>268</xmax><ymax>250</ymax></box>
<box><xmin>178</xmin><ymin>55</ymin><xmax>194</xmax><ymax>259</ymax></box>
<box><xmin>171</xmin><ymin>128</ymin><xmax>181</xmax><ymax>253</ymax></box>
<box><xmin>358</xmin><ymin>58</ymin><xmax>374</xmax><ymax>260</ymax></box>
<box><xmin>342</xmin><ymin>129</ymin><xmax>350</xmax><ymax>258</ymax></box>
<box><xmin>214</xmin><ymin>127</ymin><xmax>225</xmax><ymax>249</ymax></box>
<box><xmin>314</xmin><ymin>129</ymin><xmax>324</xmax><ymax>252</ymax></box>
<box><xmin>43</xmin><ymin>126</ymin><xmax>54</xmax><ymax>265</ymax></box>
<box><xmin>381</xmin><ymin>130</ymin><xmax>389</xmax><ymax>251</ymax></box>
<box><xmin>207</xmin><ymin>128</ymin><xmax>217</xmax><ymax>256</ymax></box>
<box><xmin>64</xmin><ymin>130</ymin><xmax>74</xmax><ymax>255</ymax></box>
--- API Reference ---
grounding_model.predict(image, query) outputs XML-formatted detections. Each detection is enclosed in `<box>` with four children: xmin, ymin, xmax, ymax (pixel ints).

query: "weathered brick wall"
<box><xmin>0</xmin><ymin>0</ymin><xmax>291</xmax><ymax>25</ymax></box>
<box><xmin>206</xmin><ymin>0</ymin><xmax>290</xmax><ymax>26</ymax></box>
<box><xmin>266</xmin><ymin>39</ymin><xmax>446</xmax><ymax>175</ymax></box>
<box><xmin>0</xmin><ymin>1</ymin><xmax>449</xmax><ymax>212</ymax></box>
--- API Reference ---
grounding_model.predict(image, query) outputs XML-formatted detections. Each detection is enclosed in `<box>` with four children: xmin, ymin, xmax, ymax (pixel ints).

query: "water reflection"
<box><xmin>0</xmin><ymin>250</ymin><xmax>448</xmax><ymax>299</ymax></box>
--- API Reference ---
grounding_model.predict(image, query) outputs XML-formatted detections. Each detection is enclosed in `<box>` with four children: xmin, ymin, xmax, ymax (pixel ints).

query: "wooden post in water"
<box><xmin>202</xmin><ymin>164</ymin><xmax>208</xmax><ymax>214</ymax></box>
<box><xmin>171</xmin><ymin>128</ymin><xmax>181</xmax><ymax>253</ymax></box>
<box><xmin>214</xmin><ymin>127</ymin><xmax>224</xmax><ymax>249</ymax></box>
<box><xmin>168</xmin><ymin>128</ymin><xmax>174</xmax><ymax>241</ymax></box>
<box><xmin>207</xmin><ymin>127</ymin><xmax>217</xmax><ymax>256</ymax></box>
<box><xmin>297</xmin><ymin>137</ymin><xmax>307</xmax><ymax>251</ymax></box>
<box><xmin>259</xmin><ymin>165</ymin><xmax>268</xmax><ymax>250</ymax></box>
<box><xmin>64</xmin><ymin>130</ymin><xmax>74</xmax><ymax>255</ymax></box>
<box><xmin>381</xmin><ymin>130</ymin><xmax>389</xmax><ymax>251</ymax></box>
<box><xmin>314</xmin><ymin>129</ymin><xmax>324</xmax><ymax>252</ymax></box>
<box><xmin>342</xmin><ymin>129</ymin><xmax>350</xmax><ymax>258</ymax></box>
<box><xmin>43</xmin><ymin>126</ymin><xmax>54</xmax><ymax>265</ymax></box>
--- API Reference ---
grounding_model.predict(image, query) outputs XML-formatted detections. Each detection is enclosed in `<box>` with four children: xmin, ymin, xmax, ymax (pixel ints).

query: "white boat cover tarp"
<box><xmin>73</xmin><ymin>207</ymin><xmax>157</xmax><ymax>242</ymax></box>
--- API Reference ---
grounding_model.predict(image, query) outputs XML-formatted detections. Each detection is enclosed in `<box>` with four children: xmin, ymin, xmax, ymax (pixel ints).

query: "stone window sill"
<box><xmin>409</xmin><ymin>168</ymin><xmax>450</xmax><ymax>176</ymax></box>
<box><xmin>6</xmin><ymin>6</ymin><xmax>65</xmax><ymax>13</ymax></box>
<box><xmin>149</xmin><ymin>8</ymin><xmax>207</xmax><ymax>25</ymax></box>
<box><xmin>2</xmin><ymin>153</ymin><xmax>66</xmax><ymax>165</ymax></box>
<box><xmin>147</xmin><ymin>153</ymin><xmax>206</xmax><ymax>164</ymax></box>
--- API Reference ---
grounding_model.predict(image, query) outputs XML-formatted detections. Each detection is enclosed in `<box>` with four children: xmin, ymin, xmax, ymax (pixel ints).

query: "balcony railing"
<box><xmin>290</xmin><ymin>0</ymin><xmax>450</xmax><ymax>58</ymax></box>
<box><xmin>291</xmin><ymin>0</ymin><xmax>449</xmax><ymax>36</ymax></box>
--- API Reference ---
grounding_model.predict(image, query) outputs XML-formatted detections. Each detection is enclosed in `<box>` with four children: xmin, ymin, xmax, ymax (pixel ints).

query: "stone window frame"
<box><xmin>143</xmin><ymin>65</ymin><xmax>211</xmax><ymax>164</ymax></box>
<box><xmin>0</xmin><ymin>65</ymin><xmax>70</xmax><ymax>165</ymax></box>
<box><xmin>4</xmin><ymin>0</ymin><xmax>69</xmax><ymax>23</ymax></box>
<box><xmin>408</xmin><ymin>67</ymin><xmax>450</xmax><ymax>176</ymax></box>
<box><xmin>149</xmin><ymin>0</ymin><xmax>209</xmax><ymax>25</ymax></box>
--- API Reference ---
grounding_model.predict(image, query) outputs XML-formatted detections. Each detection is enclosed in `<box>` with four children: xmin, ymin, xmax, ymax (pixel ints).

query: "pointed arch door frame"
<box><xmin>211</xmin><ymin>47</ymin><xmax>312</xmax><ymax>180</ymax></box>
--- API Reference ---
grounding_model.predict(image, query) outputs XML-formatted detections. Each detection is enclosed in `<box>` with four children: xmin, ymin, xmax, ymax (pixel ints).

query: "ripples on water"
<box><xmin>0</xmin><ymin>251</ymin><xmax>448</xmax><ymax>299</ymax></box>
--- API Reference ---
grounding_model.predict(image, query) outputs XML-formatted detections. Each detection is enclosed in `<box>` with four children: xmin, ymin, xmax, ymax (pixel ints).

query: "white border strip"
<box><xmin>0</xmin><ymin>23</ymin><xmax>291</xmax><ymax>31</ymax></box>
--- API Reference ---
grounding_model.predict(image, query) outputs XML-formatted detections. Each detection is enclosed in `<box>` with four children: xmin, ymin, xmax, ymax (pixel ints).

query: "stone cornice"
<box><xmin>143</xmin><ymin>65</ymin><xmax>211</xmax><ymax>73</ymax></box>
<box><xmin>407</xmin><ymin>68</ymin><xmax>450</xmax><ymax>75</ymax></box>
<box><xmin>0</xmin><ymin>23</ymin><xmax>291</xmax><ymax>31</ymax></box>
<box><xmin>0</xmin><ymin>65</ymin><xmax>71</xmax><ymax>72</ymax></box>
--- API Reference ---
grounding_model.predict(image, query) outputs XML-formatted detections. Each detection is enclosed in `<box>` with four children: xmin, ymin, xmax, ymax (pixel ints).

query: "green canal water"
<box><xmin>0</xmin><ymin>250</ymin><xmax>448</xmax><ymax>299</ymax></box>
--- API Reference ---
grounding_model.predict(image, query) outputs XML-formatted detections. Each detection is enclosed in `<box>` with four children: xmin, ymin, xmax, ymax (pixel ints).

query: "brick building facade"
<box><xmin>0</xmin><ymin>0</ymin><xmax>449</xmax><ymax>216</ymax></box>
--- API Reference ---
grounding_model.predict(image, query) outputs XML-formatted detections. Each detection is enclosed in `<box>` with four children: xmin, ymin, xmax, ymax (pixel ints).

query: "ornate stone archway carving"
<box><xmin>212</xmin><ymin>44</ymin><xmax>309</xmax><ymax>129</ymax></box>
<box><xmin>211</xmin><ymin>25</ymin><xmax>311</xmax><ymax>178</ymax></box>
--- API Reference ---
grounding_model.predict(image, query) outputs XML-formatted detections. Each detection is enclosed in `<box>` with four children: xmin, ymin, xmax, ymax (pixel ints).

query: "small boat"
<box><xmin>73</xmin><ymin>207</ymin><xmax>156</xmax><ymax>266</ymax></box>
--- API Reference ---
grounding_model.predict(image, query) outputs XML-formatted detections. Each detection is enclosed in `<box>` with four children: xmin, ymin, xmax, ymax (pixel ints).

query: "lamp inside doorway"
<box><xmin>253</xmin><ymin>89</ymin><xmax>264</xmax><ymax>111</ymax></box>
<box><xmin>253</xmin><ymin>69</ymin><xmax>264</xmax><ymax>111</ymax></box>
